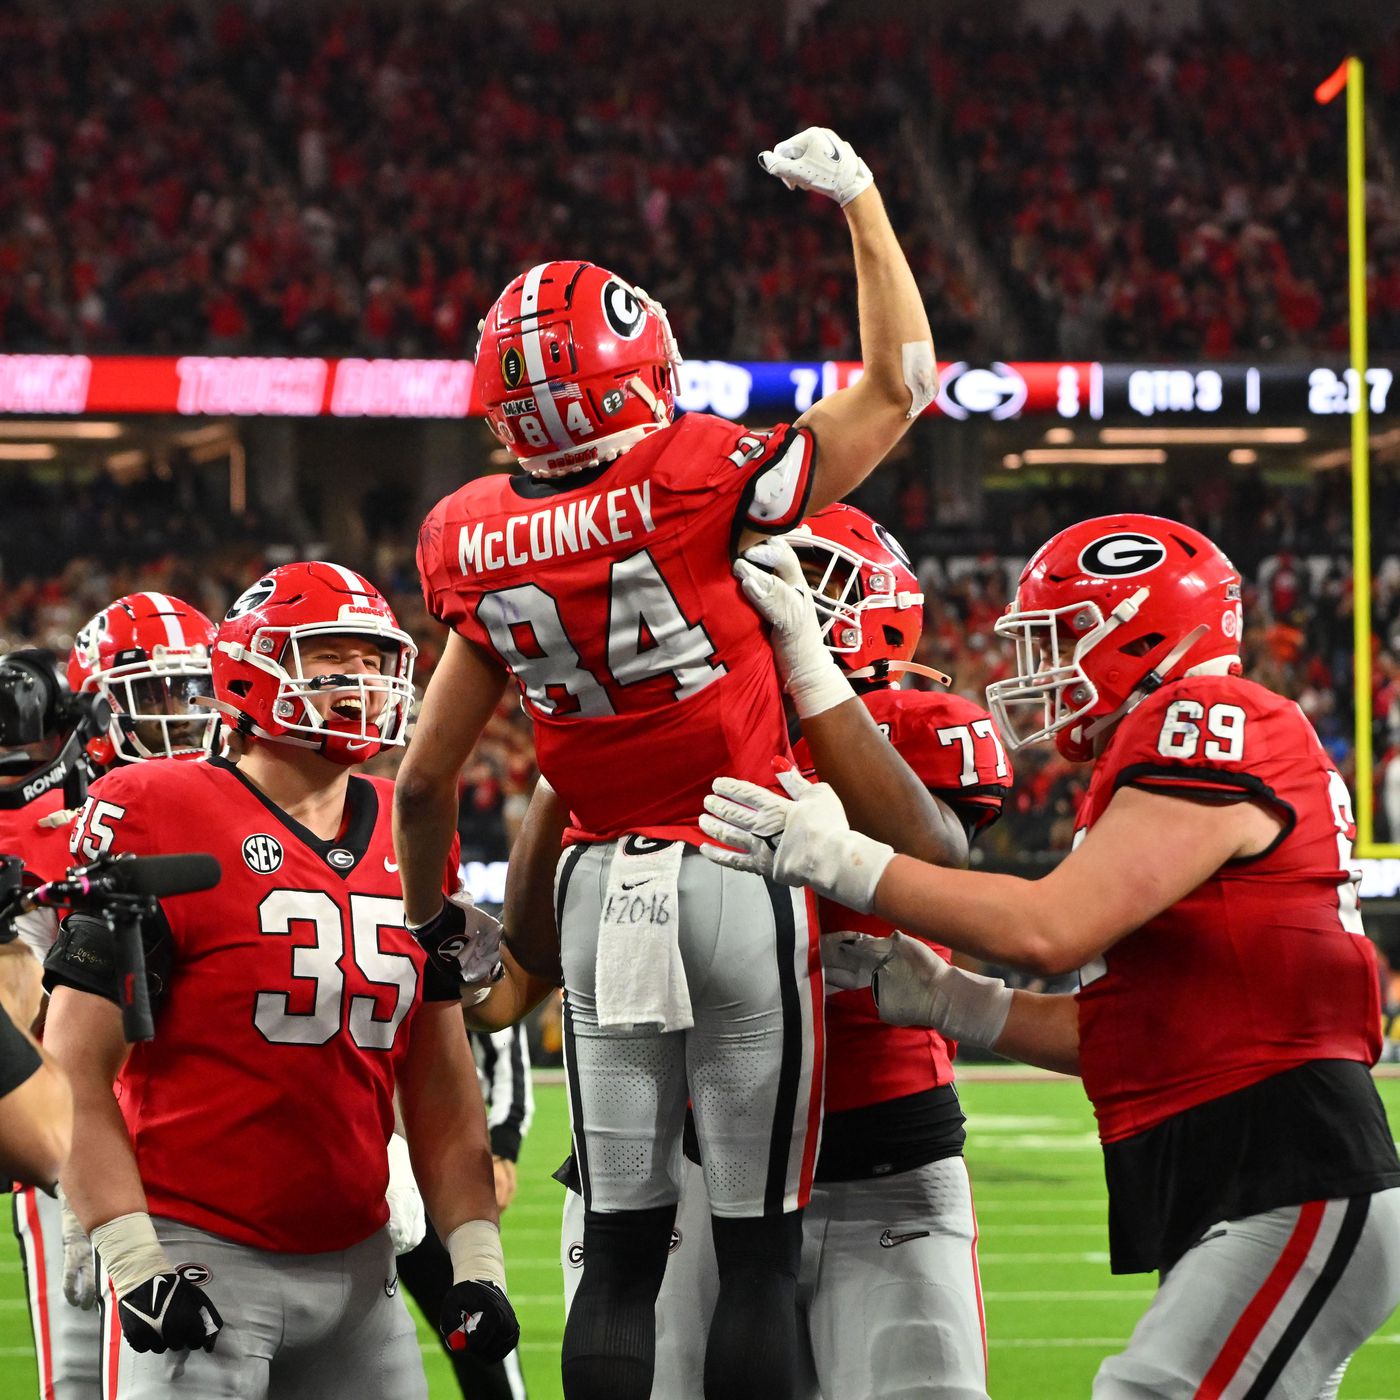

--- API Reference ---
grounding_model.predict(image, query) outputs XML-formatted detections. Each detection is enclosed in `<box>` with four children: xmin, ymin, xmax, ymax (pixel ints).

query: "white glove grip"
<box><xmin>385</xmin><ymin>1133</ymin><xmax>427</xmax><ymax>1256</ymax></box>
<box><xmin>777</xmin><ymin>827</ymin><xmax>894</xmax><ymax>914</ymax></box>
<box><xmin>875</xmin><ymin>933</ymin><xmax>1013</xmax><ymax>1047</ymax></box>
<box><xmin>926</xmin><ymin>961</ymin><xmax>1014</xmax><ymax>1049</ymax></box>
<box><xmin>446</xmin><ymin>1219</ymin><xmax>507</xmax><ymax>1292</ymax></box>
<box><xmin>90</xmin><ymin>1212</ymin><xmax>170</xmax><ymax>1298</ymax></box>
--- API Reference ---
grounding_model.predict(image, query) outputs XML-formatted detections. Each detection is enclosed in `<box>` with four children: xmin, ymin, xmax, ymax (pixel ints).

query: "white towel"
<box><xmin>594</xmin><ymin>837</ymin><xmax>692</xmax><ymax>1032</ymax></box>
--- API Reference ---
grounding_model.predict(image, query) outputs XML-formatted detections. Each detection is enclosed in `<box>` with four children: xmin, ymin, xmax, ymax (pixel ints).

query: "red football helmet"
<box><xmin>986</xmin><ymin>514</ymin><xmax>1243</xmax><ymax>761</ymax></box>
<box><xmin>68</xmin><ymin>593</ymin><xmax>218</xmax><ymax>767</ymax></box>
<box><xmin>785</xmin><ymin>504</ymin><xmax>937</xmax><ymax>682</ymax></box>
<box><xmin>212</xmin><ymin>562</ymin><xmax>416</xmax><ymax>766</ymax></box>
<box><xmin>475</xmin><ymin>260</ymin><xmax>681</xmax><ymax>477</ymax></box>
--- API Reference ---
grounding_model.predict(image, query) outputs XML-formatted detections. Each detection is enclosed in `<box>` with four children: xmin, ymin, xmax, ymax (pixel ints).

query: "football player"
<box><xmin>396</xmin><ymin>127</ymin><xmax>955</xmax><ymax>1400</ymax></box>
<box><xmin>43</xmin><ymin>563</ymin><xmax>519</xmax><ymax>1400</ymax></box>
<box><xmin>68</xmin><ymin>592</ymin><xmax>222</xmax><ymax>769</ymax></box>
<box><xmin>558</xmin><ymin>505</ymin><xmax>1007</xmax><ymax>1399</ymax></box>
<box><xmin>7</xmin><ymin>597</ymin><xmax>217</xmax><ymax>1400</ymax></box>
<box><xmin>703</xmin><ymin>515</ymin><xmax>1400</xmax><ymax>1398</ymax></box>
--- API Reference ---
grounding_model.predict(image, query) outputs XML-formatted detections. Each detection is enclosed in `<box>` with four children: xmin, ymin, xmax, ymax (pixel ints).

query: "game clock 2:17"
<box><xmin>1307</xmin><ymin>366</ymin><xmax>1393</xmax><ymax>415</ymax></box>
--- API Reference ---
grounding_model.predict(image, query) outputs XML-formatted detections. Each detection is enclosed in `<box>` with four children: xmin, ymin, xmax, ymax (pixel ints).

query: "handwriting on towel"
<box><xmin>603</xmin><ymin>890</ymin><xmax>672</xmax><ymax>927</ymax></box>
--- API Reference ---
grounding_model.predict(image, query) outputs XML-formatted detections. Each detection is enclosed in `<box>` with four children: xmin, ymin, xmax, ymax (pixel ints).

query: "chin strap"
<box><xmin>1081</xmin><ymin>624</ymin><xmax>1210</xmax><ymax>743</ymax></box>
<box><xmin>196</xmin><ymin>696</ymin><xmax>326</xmax><ymax>752</ymax></box>
<box><xmin>847</xmin><ymin>658</ymin><xmax>952</xmax><ymax>688</ymax></box>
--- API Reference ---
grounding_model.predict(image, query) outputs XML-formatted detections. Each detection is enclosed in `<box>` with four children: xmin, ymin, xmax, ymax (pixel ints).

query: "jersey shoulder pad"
<box><xmin>1102</xmin><ymin>675</ymin><xmax>1302</xmax><ymax>804</ymax></box>
<box><xmin>657</xmin><ymin>415</ymin><xmax>814</xmax><ymax>533</ymax></box>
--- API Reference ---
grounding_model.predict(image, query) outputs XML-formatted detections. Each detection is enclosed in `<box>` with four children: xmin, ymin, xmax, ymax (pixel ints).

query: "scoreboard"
<box><xmin>0</xmin><ymin>352</ymin><xmax>1392</xmax><ymax>423</ymax></box>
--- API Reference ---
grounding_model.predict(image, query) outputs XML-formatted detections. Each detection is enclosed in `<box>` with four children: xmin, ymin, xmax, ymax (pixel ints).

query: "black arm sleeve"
<box><xmin>0</xmin><ymin>1006</ymin><xmax>42</xmax><ymax>1096</ymax></box>
<box><xmin>43</xmin><ymin>906</ymin><xmax>175</xmax><ymax>1013</ymax></box>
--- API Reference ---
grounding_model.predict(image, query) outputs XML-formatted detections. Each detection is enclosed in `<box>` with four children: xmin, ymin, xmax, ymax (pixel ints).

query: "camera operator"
<box><xmin>1</xmin><ymin>646</ymin><xmax>107</xmax><ymax>1400</ymax></box>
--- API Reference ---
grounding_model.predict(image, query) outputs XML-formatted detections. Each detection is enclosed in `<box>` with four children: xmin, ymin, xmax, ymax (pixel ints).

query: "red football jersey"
<box><xmin>64</xmin><ymin>757</ymin><xmax>457</xmax><ymax>1253</ymax></box>
<box><xmin>0</xmin><ymin>789</ymin><xmax>73</xmax><ymax>957</ymax></box>
<box><xmin>418</xmin><ymin>412</ymin><xmax>814</xmax><ymax>843</ymax></box>
<box><xmin>794</xmin><ymin>686</ymin><xmax>1010</xmax><ymax>1114</ymax></box>
<box><xmin>0</xmin><ymin>789</ymin><xmax>73</xmax><ymax>882</ymax></box>
<box><xmin>1074</xmin><ymin>674</ymin><xmax>1381</xmax><ymax>1144</ymax></box>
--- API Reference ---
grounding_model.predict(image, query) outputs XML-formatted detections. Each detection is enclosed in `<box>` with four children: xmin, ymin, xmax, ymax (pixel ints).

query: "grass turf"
<box><xmin>3</xmin><ymin>1075</ymin><xmax>1397</xmax><ymax>1398</ymax></box>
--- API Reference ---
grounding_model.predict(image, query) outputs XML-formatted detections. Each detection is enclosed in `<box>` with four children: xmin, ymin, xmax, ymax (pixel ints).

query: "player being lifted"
<box><xmin>703</xmin><ymin>514</ymin><xmax>1400</xmax><ymax>1398</ymax></box>
<box><xmin>6</xmin><ymin>592</ymin><xmax>218</xmax><ymax>1400</ymax></box>
<box><xmin>44</xmin><ymin>563</ymin><xmax>518</xmax><ymax>1400</ymax></box>
<box><xmin>554</xmin><ymin>505</ymin><xmax>1008</xmax><ymax>1399</ymax></box>
<box><xmin>397</xmin><ymin>127</ymin><xmax>955</xmax><ymax>1400</ymax></box>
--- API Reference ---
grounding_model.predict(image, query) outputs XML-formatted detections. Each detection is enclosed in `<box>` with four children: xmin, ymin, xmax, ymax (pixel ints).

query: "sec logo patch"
<box><xmin>243</xmin><ymin>834</ymin><xmax>284</xmax><ymax>874</ymax></box>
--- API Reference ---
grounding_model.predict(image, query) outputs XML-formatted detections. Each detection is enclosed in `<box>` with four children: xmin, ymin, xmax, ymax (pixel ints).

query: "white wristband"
<box><xmin>90</xmin><ymin>1211</ymin><xmax>170</xmax><ymax>1297</ymax></box>
<box><xmin>787</xmin><ymin>656</ymin><xmax>856</xmax><ymax>720</ymax></box>
<box><xmin>445</xmin><ymin>1219</ymin><xmax>506</xmax><ymax>1291</ymax></box>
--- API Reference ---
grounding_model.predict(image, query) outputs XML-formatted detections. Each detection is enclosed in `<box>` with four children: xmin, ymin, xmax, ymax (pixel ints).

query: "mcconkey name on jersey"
<box><xmin>53</xmin><ymin>756</ymin><xmax>456</xmax><ymax>1254</ymax></box>
<box><xmin>418</xmin><ymin>413</ymin><xmax>814</xmax><ymax>843</ymax></box>
<box><xmin>1074</xmin><ymin>674</ymin><xmax>1381</xmax><ymax>1143</ymax></box>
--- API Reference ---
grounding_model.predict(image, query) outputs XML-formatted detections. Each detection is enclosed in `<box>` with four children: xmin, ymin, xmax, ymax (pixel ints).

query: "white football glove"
<box><xmin>734</xmin><ymin>539</ymin><xmax>854</xmax><ymax>719</ymax></box>
<box><xmin>822</xmin><ymin>931</ymin><xmax>1013</xmax><ymax>1047</ymax></box>
<box><xmin>759</xmin><ymin>127</ymin><xmax>874</xmax><ymax>207</ymax></box>
<box><xmin>700</xmin><ymin>768</ymin><xmax>894</xmax><ymax>913</ymax></box>
<box><xmin>385</xmin><ymin>1133</ymin><xmax>427</xmax><ymax>1256</ymax></box>
<box><xmin>411</xmin><ymin>886</ymin><xmax>505</xmax><ymax>998</ymax></box>
<box><xmin>59</xmin><ymin>1190</ymin><xmax>95</xmax><ymax>1310</ymax></box>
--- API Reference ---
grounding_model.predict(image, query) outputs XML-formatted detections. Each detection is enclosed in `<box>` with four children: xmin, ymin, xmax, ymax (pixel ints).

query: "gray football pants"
<box><xmin>14</xmin><ymin>1183</ymin><xmax>103</xmax><ymax>1399</ymax></box>
<box><xmin>1094</xmin><ymin>1187</ymin><xmax>1400</xmax><ymax>1399</ymax></box>
<box><xmin>563</xmin><ymin>1154</ymin><xmax>988</xmax><ymax>1400</ymax></box>
<box><xmin>558</xmin><ymin>841</ymin><xmax>822</xmax><ymax>1218</ymax></box>
<box><xmin>97</xmin><ymin>1219</ymin><xmax>425</xmax><ymax>1400</ymax></box>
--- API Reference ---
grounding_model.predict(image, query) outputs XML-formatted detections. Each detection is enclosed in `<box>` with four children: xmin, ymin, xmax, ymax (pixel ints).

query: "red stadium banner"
<box><xmin>0</xmin><ymin>354</ymin><xmax>1391</xmax><ymax>422</ymax></box>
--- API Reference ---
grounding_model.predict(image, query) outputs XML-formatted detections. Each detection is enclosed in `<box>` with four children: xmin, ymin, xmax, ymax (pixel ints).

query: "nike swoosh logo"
<box><xmin>384</xmin><ymin>857</ymin><xmax>399</xmax><ymax>873</ymax></box>
<box><xmin>879</xmin><ymin>1228</ymin><xmax>931</xmax><ymax>1249</ymax></box>
<box><xmin>384</xmin><ymin>1275</ymin><xmax>399</xmax><ymax>1297</ymax></box>
<box><xmin>825</xmin><ymin>137</ymin><xmax>840</xmax><ymax>160</ymax></box>
<box><xmin>620</xmin><ymin>879</ymin><xmax>651</xmax><ymax>891</ymax></box>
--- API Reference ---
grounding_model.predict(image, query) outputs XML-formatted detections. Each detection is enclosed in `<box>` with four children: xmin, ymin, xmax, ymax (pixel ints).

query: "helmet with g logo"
<box><xmin>785</xmin><ymin>504</ymin><xmax>926</xmax><ymax>678</ymax></box>
<box><xmin>475</xmin><ymin>261</ymin><xmax>681</xmax><ymax>478</ymax></box>
<box><xmin>986</xmin><ymin>515</ymin><xmax>1242</xmax><ymax>760</ymax></box>
<box><xmin>67</xmin><ymin>593</ymin><xmax>218</xmax><ymax>767</ymax></box>
<box><xmin>212</xmin><ymin>563</ymin><xmax>416</xmax><ymax>767</ymax></box>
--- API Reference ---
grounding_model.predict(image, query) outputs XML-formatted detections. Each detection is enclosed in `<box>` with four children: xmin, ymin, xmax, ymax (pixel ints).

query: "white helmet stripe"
<box><xmin>518</xmin><ymin>264</ymin><xmax>572</xmax><ymax>449</ymax></box>
<box><xmin>518</xmin><ymin>264</ymin><xmax>549</xmax><ymax>317</ymax></box>
<box><xmin>322</xmin><ymin>562</ymin><xmax>372</xmax><ymax>605</ymax></box>
<box><xmin>141</xmin><ymin>592</ymin><xmax>186</xmax><ymax>650</ymax></box>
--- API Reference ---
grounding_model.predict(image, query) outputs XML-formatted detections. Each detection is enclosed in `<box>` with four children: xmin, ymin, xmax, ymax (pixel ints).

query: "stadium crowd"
<box><xmin>0</xmin><ymin>3</ymin><xmax>975</xmax><ymax>361</ymax></box>
<box><xmin>935</xmin><ymin>15</ymin><xmax>1400</xmax><ymax>359</ymax></box>
<box><xmin>4</xmin><ymin>3</ymin><xmax>1400</xmax><ymax>360</ymax></box>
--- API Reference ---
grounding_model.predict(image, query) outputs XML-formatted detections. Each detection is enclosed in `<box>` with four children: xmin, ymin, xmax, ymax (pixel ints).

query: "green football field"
<box><xmin>3</xmin><ymin>1074</ymin><xmax>1397</xmax><ymax>1398</ymax></box>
